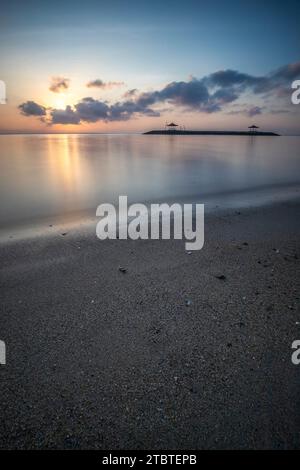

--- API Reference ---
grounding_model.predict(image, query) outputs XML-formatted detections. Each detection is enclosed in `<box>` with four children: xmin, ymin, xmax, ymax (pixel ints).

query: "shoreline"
<box><xmin>1</xmin><ymin>183</ymin><xmax>299</xmax><ymax>244</ymax></box>
<box><xmin>1</xmin><ymin>197</ymin><xmax>300</xmax><ymax>449</ymax></box>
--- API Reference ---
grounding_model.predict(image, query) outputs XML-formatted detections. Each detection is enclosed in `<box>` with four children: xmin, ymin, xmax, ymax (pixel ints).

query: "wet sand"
<box><xmin>0</xmin><ymin>200</ymin><xmax>300</xmax><ymax>449</ymax></box>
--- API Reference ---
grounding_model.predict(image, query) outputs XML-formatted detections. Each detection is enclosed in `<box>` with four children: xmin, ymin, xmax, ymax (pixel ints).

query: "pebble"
<box><xmin>215</xmin><ymin>274</ymin><xmax>226</xmax><ymax>280</ymax></box>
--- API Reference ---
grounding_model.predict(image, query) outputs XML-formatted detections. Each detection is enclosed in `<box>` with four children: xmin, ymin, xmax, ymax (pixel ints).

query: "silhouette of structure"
<box><xmin>144</xmin><ymin>122</ymin><xmax>278</xmax><ymax>136</ymax></box>
<box><xmin>248</xmin><ymin>124</ymin><xmax>259</xmax><ymax>134</ymax></box>
<box><xmin>165</xmin><ymin>122</ymin><xmax>179</xmax><ymax>131</ymax></box>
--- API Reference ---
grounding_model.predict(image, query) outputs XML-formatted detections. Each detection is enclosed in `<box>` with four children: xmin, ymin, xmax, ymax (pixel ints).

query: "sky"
<box><xmin>0</xmin><ymin>0</ymin><xmax>299</xmax><ymax>134</ymax></box>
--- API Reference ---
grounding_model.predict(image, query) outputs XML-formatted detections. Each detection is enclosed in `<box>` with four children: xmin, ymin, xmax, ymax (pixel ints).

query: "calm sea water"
<box><xmin>0</xmin><ymin>134</ymin><xmax>300</xmax><ymax>229</ymax></box>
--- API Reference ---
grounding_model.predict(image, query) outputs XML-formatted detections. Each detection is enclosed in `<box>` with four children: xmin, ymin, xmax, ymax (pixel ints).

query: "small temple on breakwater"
<box><xmin>248</xmin><ymin>124</ymin><xmax>259</xmax><ymax>133</ymax></box>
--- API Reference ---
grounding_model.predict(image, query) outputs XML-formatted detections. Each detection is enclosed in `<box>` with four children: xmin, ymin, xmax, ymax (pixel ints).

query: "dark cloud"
<box><xmin>49</xmin><ymin>76</ymin><xmax>70</xmax><ymax>93</ymax></box>
<box><xmin>132</xmin><ymin>77</ymin><xmax>241</xmax><ymax>113</ymax></box>
<box><xmin>86</xmin><ymin>79</ymin><xmax>125</xmax><ymax>89</ymax></box>
<box><xmin>252</xmin><ymin>62</ymin><xmax>300</xmax><ymax>94</ymax></box>
<box><xmin>160</xmin><ymin>79</ymin><xmax>210</xmax><ymax>108</ymax></box>
<box><xmin>75</xmin><ymin>97</ymin><xmax>109</xmax><ymax>122</ymax></box>
<box><xmin>133</xmin><ymin>79</ymin><xmax>211</xmax><ymax>112</ymax></box>
<box><xmin>211</xmin><ymin>88</ymin><xmax>238</xmax><ymax>104</ymax></box>
<box><xmin>271</xmin><ymin>62</ymin><xmax>300</xmax><ymax>81</ymax></box>
<box><xmin>30</xmin><ymin>97</ymin><xmax>159</xmax><ymax>125</ymax></box>
<box><xmin>73</xmin><ymin>97</ymin><xmax>159</xmax><ymax>123</ymax></box>
<box><xmin>108</xmin><ymin>100</ymin><xmax>159</xmax><ymax>121</ymax></box>
<box><xmin>133</xmin><ymin>61</ymin><xmax>300</xmax><ymax>113</ymax></box>
<box><xmin>204</xmin><ymin>70</ymin><xmax>265</xmax><ymax>90</ymax></box>
<box><xmin>203</xmin><ymin>62</ymin><xmax>300</xmax><ymax>95</ymax></box>
<box><xmin>18</xmin><ymin>101</ymin><xmax>46</xmax><ymax>116</ymax></box>
<box><xmin>50</xmin><ymin>106</ymin><xmax>80</xmax><ymax>125</ymax></box>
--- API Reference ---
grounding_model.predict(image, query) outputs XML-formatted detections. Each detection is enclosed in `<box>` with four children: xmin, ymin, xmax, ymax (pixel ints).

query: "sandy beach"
<box><xmin>1</xmin><ymin>199</ymin><xmax>299</xmax><ymax>449</ymax></box>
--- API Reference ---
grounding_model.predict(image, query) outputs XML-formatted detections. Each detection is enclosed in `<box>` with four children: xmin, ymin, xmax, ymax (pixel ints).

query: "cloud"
<box><xmin>108</xmin><ymin>100</ymin><xmax>160</xmax><ymax>121</ymax></box>
<box><xmin>204</xmin><ymin>69</ymin><xmax>265</xmax><ymax>90</ymax></box>
<box><xmin>19</xmin><ymin>61</ymin><xmax>300</xmax><ymax>125</ymax></box>
<box><xmin>86</xmin><ymin>79</ymin><xmax>125</xmax><ymax>89</ymax></box>
<box><xmin>271</xmin><ymin>62</ymin><xmax>300</xmax><ymax>81</ymax></box>
<box><xmin>130</xmin><ymin>78</ymin><xmax>239</xmax><ymax>114</ymax></box>
<box><xmin>123</xmin><ymin>88</ymin><xmax>138</xmax><ymax>98</ymax></box>
<box><xmin>75</xmin><ymin>97</ymin><xmax>110</xmax><ymax>122</ymax></box>
<box><xmin>247</xmin><ymin>106</ymin><xmax>263</xmax><ymax>117</ymax></box>
<box><xmin>49</xmin><ymin>76</ymin><xmax>70</xmax><ymax>93</ymax></box>
<box><xmin>132</xmin><ymin>61</ymin><xmax>300</xmax><ymax>113</ymax></box>
<box><xmin>18</xmin><ymin>101</ymin><xmax>47</xmax><ymax>116</ymax></box>
<box><xmin>73</xmin><ymin>97</ymin><xmax>159</xmax><ymax>124</ymax></box>
<box><xmin>50</xmin><ymin>105</ymin><xmax>80</xmax><ymax>125</ymax></box>
<box><xmin>202</xmin><ymin>62</ymin><xmax>300</xmax><ymax>95</ymax></box>
<box><xmin>227</xmin><ymin>105</ymin><xmax>264</xmax><ymax>116</ymax></box>
<box><xmin>132</xmin><ymin>63</ymin><xmax>299</xmax><ymax>113</ymax></box>
<box><xmin>29</xmin><ymin>97</ymin><xmax>159</xmax><ymax>126</ymax></box>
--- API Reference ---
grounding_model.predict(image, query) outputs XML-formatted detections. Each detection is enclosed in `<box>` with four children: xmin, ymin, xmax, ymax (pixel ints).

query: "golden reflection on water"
<box><xmin>46</xmin><ymin>134</ymin><xmax>81</xmax><ymax>197</ymax></box>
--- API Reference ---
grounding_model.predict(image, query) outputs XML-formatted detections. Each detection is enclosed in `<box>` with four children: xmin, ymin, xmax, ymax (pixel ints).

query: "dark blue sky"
<box><xmin>2</xmin><ymin>0</ymin><xmax>300</xmax><ymax>75</ymax></box>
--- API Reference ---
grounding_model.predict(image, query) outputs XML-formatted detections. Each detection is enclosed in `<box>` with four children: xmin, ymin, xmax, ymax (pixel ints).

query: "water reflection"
<box><xmin>0</xmin><ymin>134</ymin><xmax>299</xmax><ymax>228</ymax></box>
